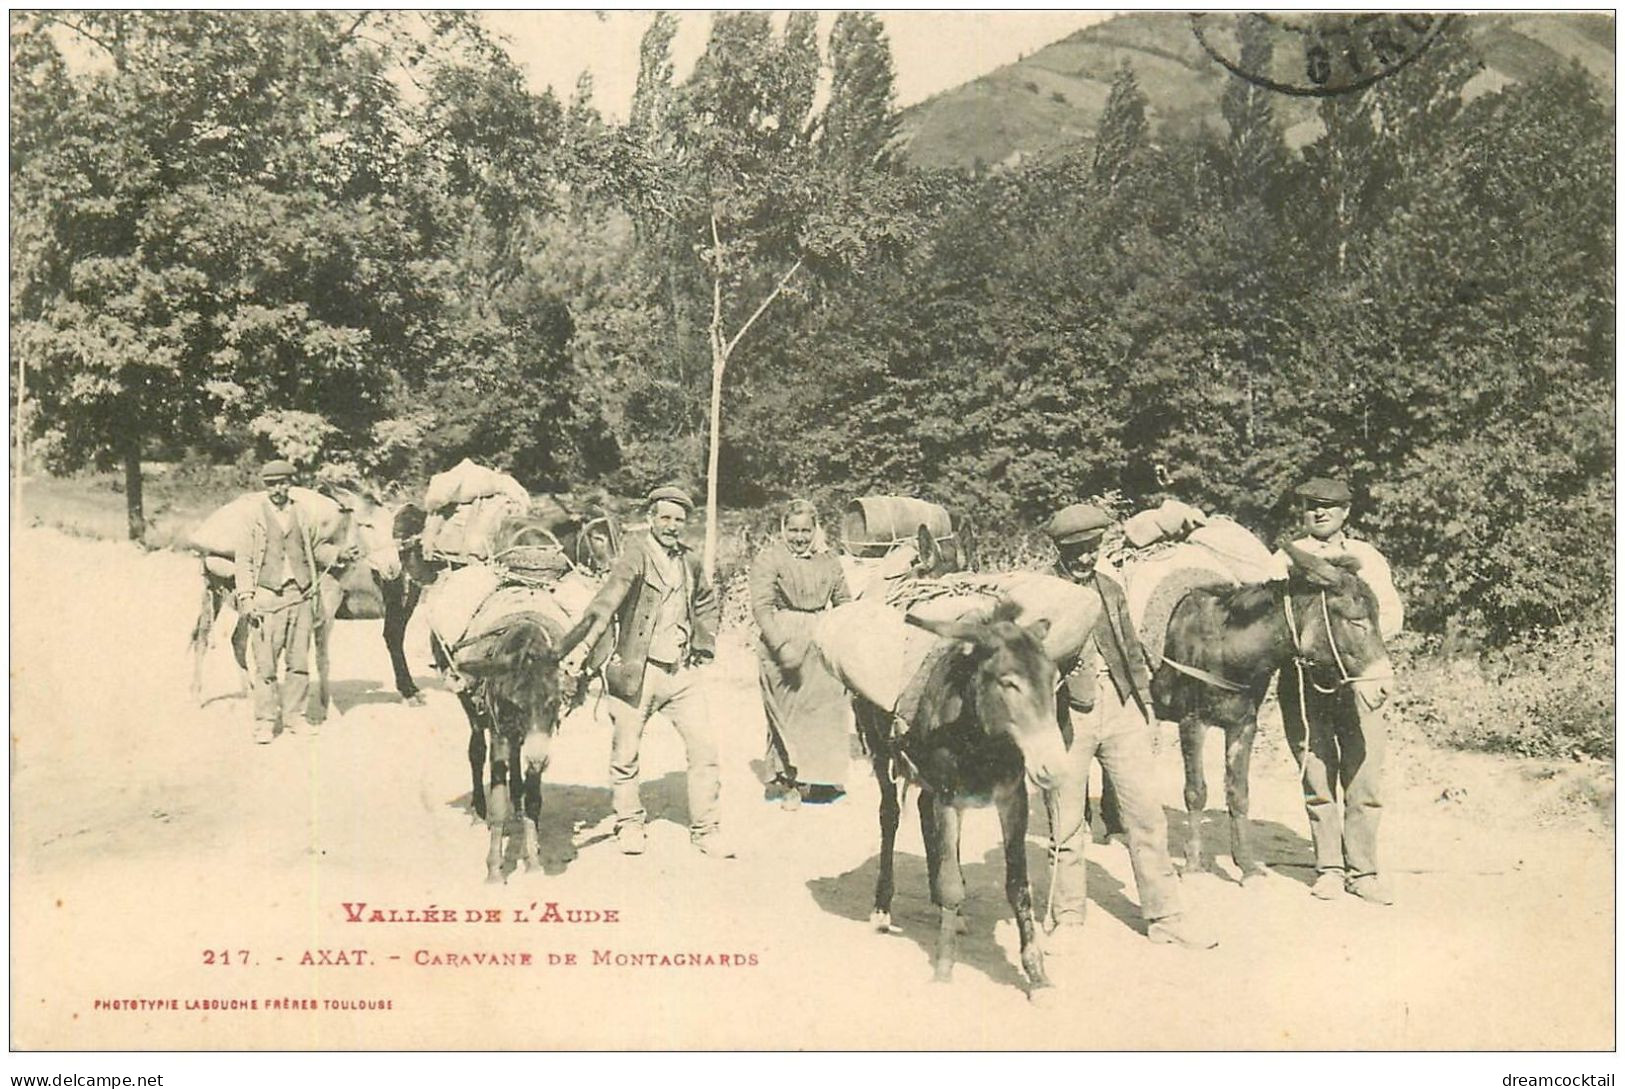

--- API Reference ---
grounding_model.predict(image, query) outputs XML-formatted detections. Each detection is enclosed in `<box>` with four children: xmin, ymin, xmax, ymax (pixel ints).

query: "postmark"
<box><xmin>1190</xmin><ymin>13</ymin><xmax>1454</xmax><ymax>97</ymax></box>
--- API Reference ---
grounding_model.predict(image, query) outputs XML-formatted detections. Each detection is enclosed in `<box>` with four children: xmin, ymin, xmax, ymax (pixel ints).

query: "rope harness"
<box><xmin>1281</xmin><ymin>591</ymin><xmax>1393</xmax><ymax>788</ymax></box>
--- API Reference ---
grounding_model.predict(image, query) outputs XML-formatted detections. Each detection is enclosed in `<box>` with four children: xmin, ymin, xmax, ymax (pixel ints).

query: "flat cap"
<box><xmin>1045</xmin><ymin>502</ymin><xmax>1112</xmax><ymax>545</ymax></box>
<box><xmin>260</xmin><ymin>458</ymin><xmax>297</xmax><ymax>481</ymax></box>
<box><xmin>1293</xmin><ymin>477</ymin><xmax>1352</xmax><ymax>504</ymax></box>
<box><xmin>646</xmin><ymin>484</ymin><xmax>695</xmax><ymax>511</ymax></box>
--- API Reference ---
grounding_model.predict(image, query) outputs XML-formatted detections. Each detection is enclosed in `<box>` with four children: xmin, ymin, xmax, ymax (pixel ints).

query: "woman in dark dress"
<box><xmin>750</xmin><ymin>500</ymin><xmax>854</xmax><ymax>808</ymax></box>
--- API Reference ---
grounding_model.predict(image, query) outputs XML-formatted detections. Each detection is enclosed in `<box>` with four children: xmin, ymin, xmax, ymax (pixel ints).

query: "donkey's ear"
<box><xmin>906</xmin><ymin>611</ymin><xmax>980</xmax><ymax>644</ymax></box>
<box><xmin>915</xmin><ymin>524</ymin><xmax>944</xmax><ymax>572</ymax></box>
<box><xmin>1282</xmin><ymin>541</ymin><xmax>1341</xmax><ymax>588</ymax></box>
<box><xmin>1024</xmin><ymin>617</ymin><xmax>1052</xmax><ymax>644</ymax></box>
<box><xmin>1326</xmin><ymin>552</ymin><xmax>1363</xmax><ymax>574</ymax></box>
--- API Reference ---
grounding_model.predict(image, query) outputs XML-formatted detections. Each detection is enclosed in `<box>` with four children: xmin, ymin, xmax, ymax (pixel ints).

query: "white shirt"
<box><xmin>1274</xmin><ymin>534</ymin><xmax>1404</xmax><ymax>640</ymax></box>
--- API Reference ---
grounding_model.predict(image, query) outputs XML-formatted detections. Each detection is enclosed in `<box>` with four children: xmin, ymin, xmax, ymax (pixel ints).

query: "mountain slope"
<box><xmin>897</xmin><ymin>12</ymin><xmax>1615</xmax><ymax>170</ymax></box>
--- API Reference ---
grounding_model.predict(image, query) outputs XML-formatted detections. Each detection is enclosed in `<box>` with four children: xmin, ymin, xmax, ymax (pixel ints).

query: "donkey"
<box><xmin>447</xmin><ymin>617</ymin><xmax>566</xmax><ymax>882</ymax></box>
<box><xmin>188</xmin><ymin>485</ymin><xmax>405</xmax><ymax>718</ymax></box>
<box><xmin>852</xmin><ymin>600</ymin><xmax>1065</xmax><ymax>998</ymax></box>
<box><xmin>381</xmin><ymin>501</ymin><xmax>621</xmax><ymax>704</ymax></box>
<box><xmin>1150</xmin><ymin>542</ymin><xmax>1393</xmax><ymax>882</ymax></box>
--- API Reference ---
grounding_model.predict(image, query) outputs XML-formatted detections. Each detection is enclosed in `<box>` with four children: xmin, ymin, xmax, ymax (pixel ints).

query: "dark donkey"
<box><xmin>1149</xmin><ymin>541</ymin><xmax>1393</xmax><ymax>882</ymax></box>
<box><xmin>449</xmin><ymin>616</ymin><xmax>566</xmax><ymax>882</ymax></box>
<box><xmin>383</xmin><ymin>500</ymin><xmax>621</xmax><ymax>704</ymax></box>
<box><xmin>852</xmin><ymin>598</ymin><xmax>1066</xmax><ymax>998</ymax></box>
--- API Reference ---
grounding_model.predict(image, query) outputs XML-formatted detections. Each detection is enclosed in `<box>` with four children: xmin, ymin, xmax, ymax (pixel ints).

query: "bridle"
<box><xmin>1282</xmin><ymin>585</ymin><xmax>1395</xmax><ymax>799</ymax></box>
<box><xmin>1282</xmin><ymin>588</ymin><xmax>1393</xmax><ymax>695</ymax></box>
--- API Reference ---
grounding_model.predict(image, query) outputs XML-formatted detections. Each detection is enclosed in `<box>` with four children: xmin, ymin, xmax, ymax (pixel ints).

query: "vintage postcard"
<box><xmin>9</xmin><ymin>8</ymin><xmax>1614</xmax><ymax>1071</ymax></box>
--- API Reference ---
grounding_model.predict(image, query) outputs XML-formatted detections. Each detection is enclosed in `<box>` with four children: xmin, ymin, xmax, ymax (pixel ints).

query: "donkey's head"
<box><xmin>325</xmin><ymin>485</ymin><xmax>404</xmax><ymax>581</ymax></box>
<box><xmin>1281</xmin><ymin>542</ymin><xmax>1394</xmax><ymax>708</ymax></box>
<box><xmin>459</xmin><ymin>621</ymin><xmax>566</xmax><ymax>772</ymax></box>
<box><xmin>906</xmin><ymin>598</ymin><xmax>1065</xmax><ymax>788</ymax></box>
<box><xmin>852</xmin><ymin>524</ymin><xmax>963</xmax><ymax>601</ymax></box>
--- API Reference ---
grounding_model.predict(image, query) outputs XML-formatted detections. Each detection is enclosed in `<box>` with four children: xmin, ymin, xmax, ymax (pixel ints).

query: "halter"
<box><xmin>1282</xmin><ymin>590</ymin><xmax>1393</xmax><ymax>695</ymax></box>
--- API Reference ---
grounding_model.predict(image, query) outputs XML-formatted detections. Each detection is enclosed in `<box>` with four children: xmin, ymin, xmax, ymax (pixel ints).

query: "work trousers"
<box><xmin>1044</xmin><ymin>675</ymin><xmax>1183</xmax><ymax>927</ymax></box>
<box><xmin>248</xmin><ymin>588</ymin><xmax>314</xmax><ymax>728</ymax></box>
<box><xmin>606</xmin><ymin>662</ymin><xmax>722</xmax><ymax>837</ymax></box>
<box><xmin>1278</xmin><ymin>667</ymin><xmax>1387</xmax><ymax>880</ymax></box>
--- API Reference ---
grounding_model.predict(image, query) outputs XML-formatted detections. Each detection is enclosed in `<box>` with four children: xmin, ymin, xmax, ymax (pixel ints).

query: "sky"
<box><xmin>482</xmin><ymin>10</ymin><xmax>1117</xmax><ymax>122</ymax></box>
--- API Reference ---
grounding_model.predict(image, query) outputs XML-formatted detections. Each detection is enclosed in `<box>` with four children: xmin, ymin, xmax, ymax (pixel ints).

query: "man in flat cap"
<box><xmin>234</xmin><ymin>460</ymin><xmax>331</xmax><ymax>744</ymax></box>
<box><xmin>560</xmin><ymin>485</ymin><xmax>732</xmax><ymax>859</ymax></box>
<box><xmin>1041</xmin><ymin>502</ymin><xmax>1216</xmax><ymax>952</ymax></box>
<box><xmin>1277</xmin><ymin>476</ymin><xmax>1404</xmax><ymax>905</ymax></box>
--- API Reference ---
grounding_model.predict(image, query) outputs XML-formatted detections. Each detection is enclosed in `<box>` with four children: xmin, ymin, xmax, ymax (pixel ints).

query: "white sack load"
<box><xmin>812</xmin><ymin>600</ymin><xmax>931</xmax><ymax>714</ymax></box>
<box><xmin>423</xmin><ymin>563</ymin><xmax>504</xmax><ymax>650</ymax></box>
<box><xmin>900</xmin><ymin>572</ymin><xmax>1103</xmax><ymax>664</ymax></box>
<box><xmin>424</xmin><ymin>458</ymin><xmax>530</xmax><ymax>511</ymax></box>
<box><xmin>547</xmin><ymin>568</ymin><xmax>604</xmax><ymax>621</ymax></box>
<box><xmin>813</xmin><ymin>572</ymin><xmax>1104</xmax><ymax>713</ymax></box>
<box><xmin>190</xmin><ymin>486</ymin><xmax>345</xmax><ymax>559</ymax></box>
<box><xmin>453</xmin><ymin>585</ymin><xmax>575</xmax><ymax>668</ymax></box>
<box><xmin>1117</xmin><ymin>517</ymin><xmax>1277</xmax><ymax>667</ymax></box>
<box><xmin>424</xmin><ymin>563</ymin><xmax>601</xmax><ymax>664</ymax></box>
<box><xmin>422</xmin><ymin>459</ymin><xmax>531</xmax><ymax>561</ymax></box>
<box><xmin>1187</xmin><ymin>519</ymin><xmax>1278</xmax><ymax>583</ymax></box>
<box><xmin>1122</xmin><ymin>498</ymin><xmax>1209</xmax><ymax>549</ymax></box>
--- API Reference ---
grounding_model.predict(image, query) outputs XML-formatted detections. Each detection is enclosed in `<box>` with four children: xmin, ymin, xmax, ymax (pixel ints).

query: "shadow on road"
<box><xmin>1165</xmin><ymin>804</ymin><xmax>1318</xmax><ymax>887</ymax></box>
<box><xmin>805</xmin><ymin>838</ymin><xmax>1149</xmax><ymax>990</ymax></box>
<box><xmin>442</xmin><ymin>771</ymin><xmax>701</xmax><ymax>877</ymax></box>
<box><xmin>324</xmin><ymin>678</ymin><xmax>411</xmax><ymax>714</ymax></box>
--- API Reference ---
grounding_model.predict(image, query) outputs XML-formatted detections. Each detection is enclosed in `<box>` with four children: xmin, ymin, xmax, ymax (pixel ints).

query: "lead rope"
<box><xmin>1283</xmin><ymin>593</ymin><xmax>1319</xmax><ymax>791</ymax></box>
<box><xmin>1043</xmin><ymin>669</ymin><xmax>1093</xmax><ymax>933</ymax></box>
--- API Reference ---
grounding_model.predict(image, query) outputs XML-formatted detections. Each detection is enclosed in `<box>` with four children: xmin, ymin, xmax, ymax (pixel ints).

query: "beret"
<box><xmin>1045</xmin><ymin>502</ymin><xmax>1112</xmax><ymax>545</ymax></box>
<box><xmin>260</xmin><ymin>459</ymin><xmax>297</xmax><ymax>480</ymax></box>
<box><xmin>646</xmin><ymin>484</ymin><xmax>695</xmax><ymax>511</ymax></box>
<box><xmin>1293</xmin><ymin>477</ymin><xmax>1352</xmax><ymax>504</ymax></box>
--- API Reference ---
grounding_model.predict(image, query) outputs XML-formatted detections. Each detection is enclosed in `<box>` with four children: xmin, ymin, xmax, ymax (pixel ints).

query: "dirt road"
<box><xmin>10</xmin><ymin>526</ymin><xmax>1613</xmax><ymax>1050</ymax></box>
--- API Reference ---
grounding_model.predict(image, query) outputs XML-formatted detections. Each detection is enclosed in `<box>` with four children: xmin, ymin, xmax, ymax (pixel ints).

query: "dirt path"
<box><xmin>10</xmin><ymin>526</ymin><xmax>1614</xmax><ymax>1050</ymax></box>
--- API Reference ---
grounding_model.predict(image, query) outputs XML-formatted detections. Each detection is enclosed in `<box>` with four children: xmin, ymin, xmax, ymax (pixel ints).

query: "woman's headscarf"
<box><xmin>781</xmin><ymin>498</ymin><xmax>828</xmax><ymax>558</ymax></box>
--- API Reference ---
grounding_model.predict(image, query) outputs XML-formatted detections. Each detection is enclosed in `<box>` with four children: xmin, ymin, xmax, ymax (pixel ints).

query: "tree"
<box><xmin>627</xmin><ymin>12</ymin><xmax>912</xmax><ymax>579</ymax></box>
<box><xmin>9</xmin><ymin>11</ymin><xmax>484</xmax><ymax>537</ymax></box>
<box><xmin>1092</xmin><ymin>60</ymin><xmax>1149</xmax><ymax>189</ymax></box>
<box><xmin>822</xmin><ymin>12</ymin><xmax>899</xmax><ymax>169</ymax></box>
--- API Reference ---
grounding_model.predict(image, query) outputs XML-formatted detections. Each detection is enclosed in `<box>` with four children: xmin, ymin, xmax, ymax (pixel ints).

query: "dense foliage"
<box><xmin>11</xmin><ymin>13</ymin><xmax>1613</xmax><ymax>642</ymax></box>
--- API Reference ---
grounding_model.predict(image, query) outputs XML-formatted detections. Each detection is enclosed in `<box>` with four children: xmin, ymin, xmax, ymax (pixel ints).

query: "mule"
<box><xmin>1149</xmin><ymin>542</ymin><xmax>1393</xmax><ymax>882</ymax></box>
<box><xmin>447</xmin><ymin>618</ymin><xmax>565</xmax><ymax>882</ymax></box>
<box><xmin>853</xmin><ymin>600</ymin><xmax>1065</xmax><ymax>998</ymax></box>
<box><xmin>187</xmin><ymin>485</ymin><xmax>406</xmax><ymax>719</ymax></box>
<box><xmin>383</xmin><ymin>501</ymin><xmax>620</xmax><ymax>703</ymax></box>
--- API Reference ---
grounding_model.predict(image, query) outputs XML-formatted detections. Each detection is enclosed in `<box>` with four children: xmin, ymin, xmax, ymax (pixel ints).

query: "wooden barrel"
<box><xmin>841</xmin><ymin>496</ymin><xmax>954</xmax><ymax>558</ymax></box>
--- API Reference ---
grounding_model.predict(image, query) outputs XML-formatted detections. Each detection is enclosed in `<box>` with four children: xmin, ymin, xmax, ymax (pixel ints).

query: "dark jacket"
<box><xmin>569</xmin><ymin>532</ymin><xmax>719</xmax><ymax>706</ymax></box>
<box><xmin>1055</xmin><ymin>565</ymin><xmax>1153</xmax><ymax>716</ymax></box>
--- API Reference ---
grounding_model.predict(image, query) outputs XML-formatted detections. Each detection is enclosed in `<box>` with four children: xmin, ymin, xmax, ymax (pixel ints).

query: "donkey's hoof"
<box><xmin>484</xmin><ymin>873</ymin><xmax>505</xmax><ymax>885</ymax></box>
<box><xmin>405</xmin><ymin>692</ymin><xmax>426</xmax><ymax>707</ymax></box>
<box><xmin>1027</xmin><ymin>984</ymin><xmax>1056</xmax><ymax>1007</ymax></box>
<box><xmin>870</xmin><ymin>910</ymin><xmax>896</xmax><ymax>933</ymax></box>
<box><xmin>931</xmin><ymin>968</ymin><xmax>954</xmax><ymax>985</ymax></box>
<box><xmin>1240</xmin><ymin>866</ymin><xmax>1271</xmax><ymax>886</ymax></box>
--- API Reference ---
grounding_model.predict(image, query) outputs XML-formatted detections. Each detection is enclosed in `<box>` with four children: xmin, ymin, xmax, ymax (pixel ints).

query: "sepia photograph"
<box><xmin>8</xmin><ymin>5</ymin><xmax>1616</xmax><ymax>1074</ymax></box>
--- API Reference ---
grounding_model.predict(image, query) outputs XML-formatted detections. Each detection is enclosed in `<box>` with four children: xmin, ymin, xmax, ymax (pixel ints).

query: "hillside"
<box><xmin>897</xmin><ymin>11</ymin><xmax>1615</xmax><ymax>170</ymax></box>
